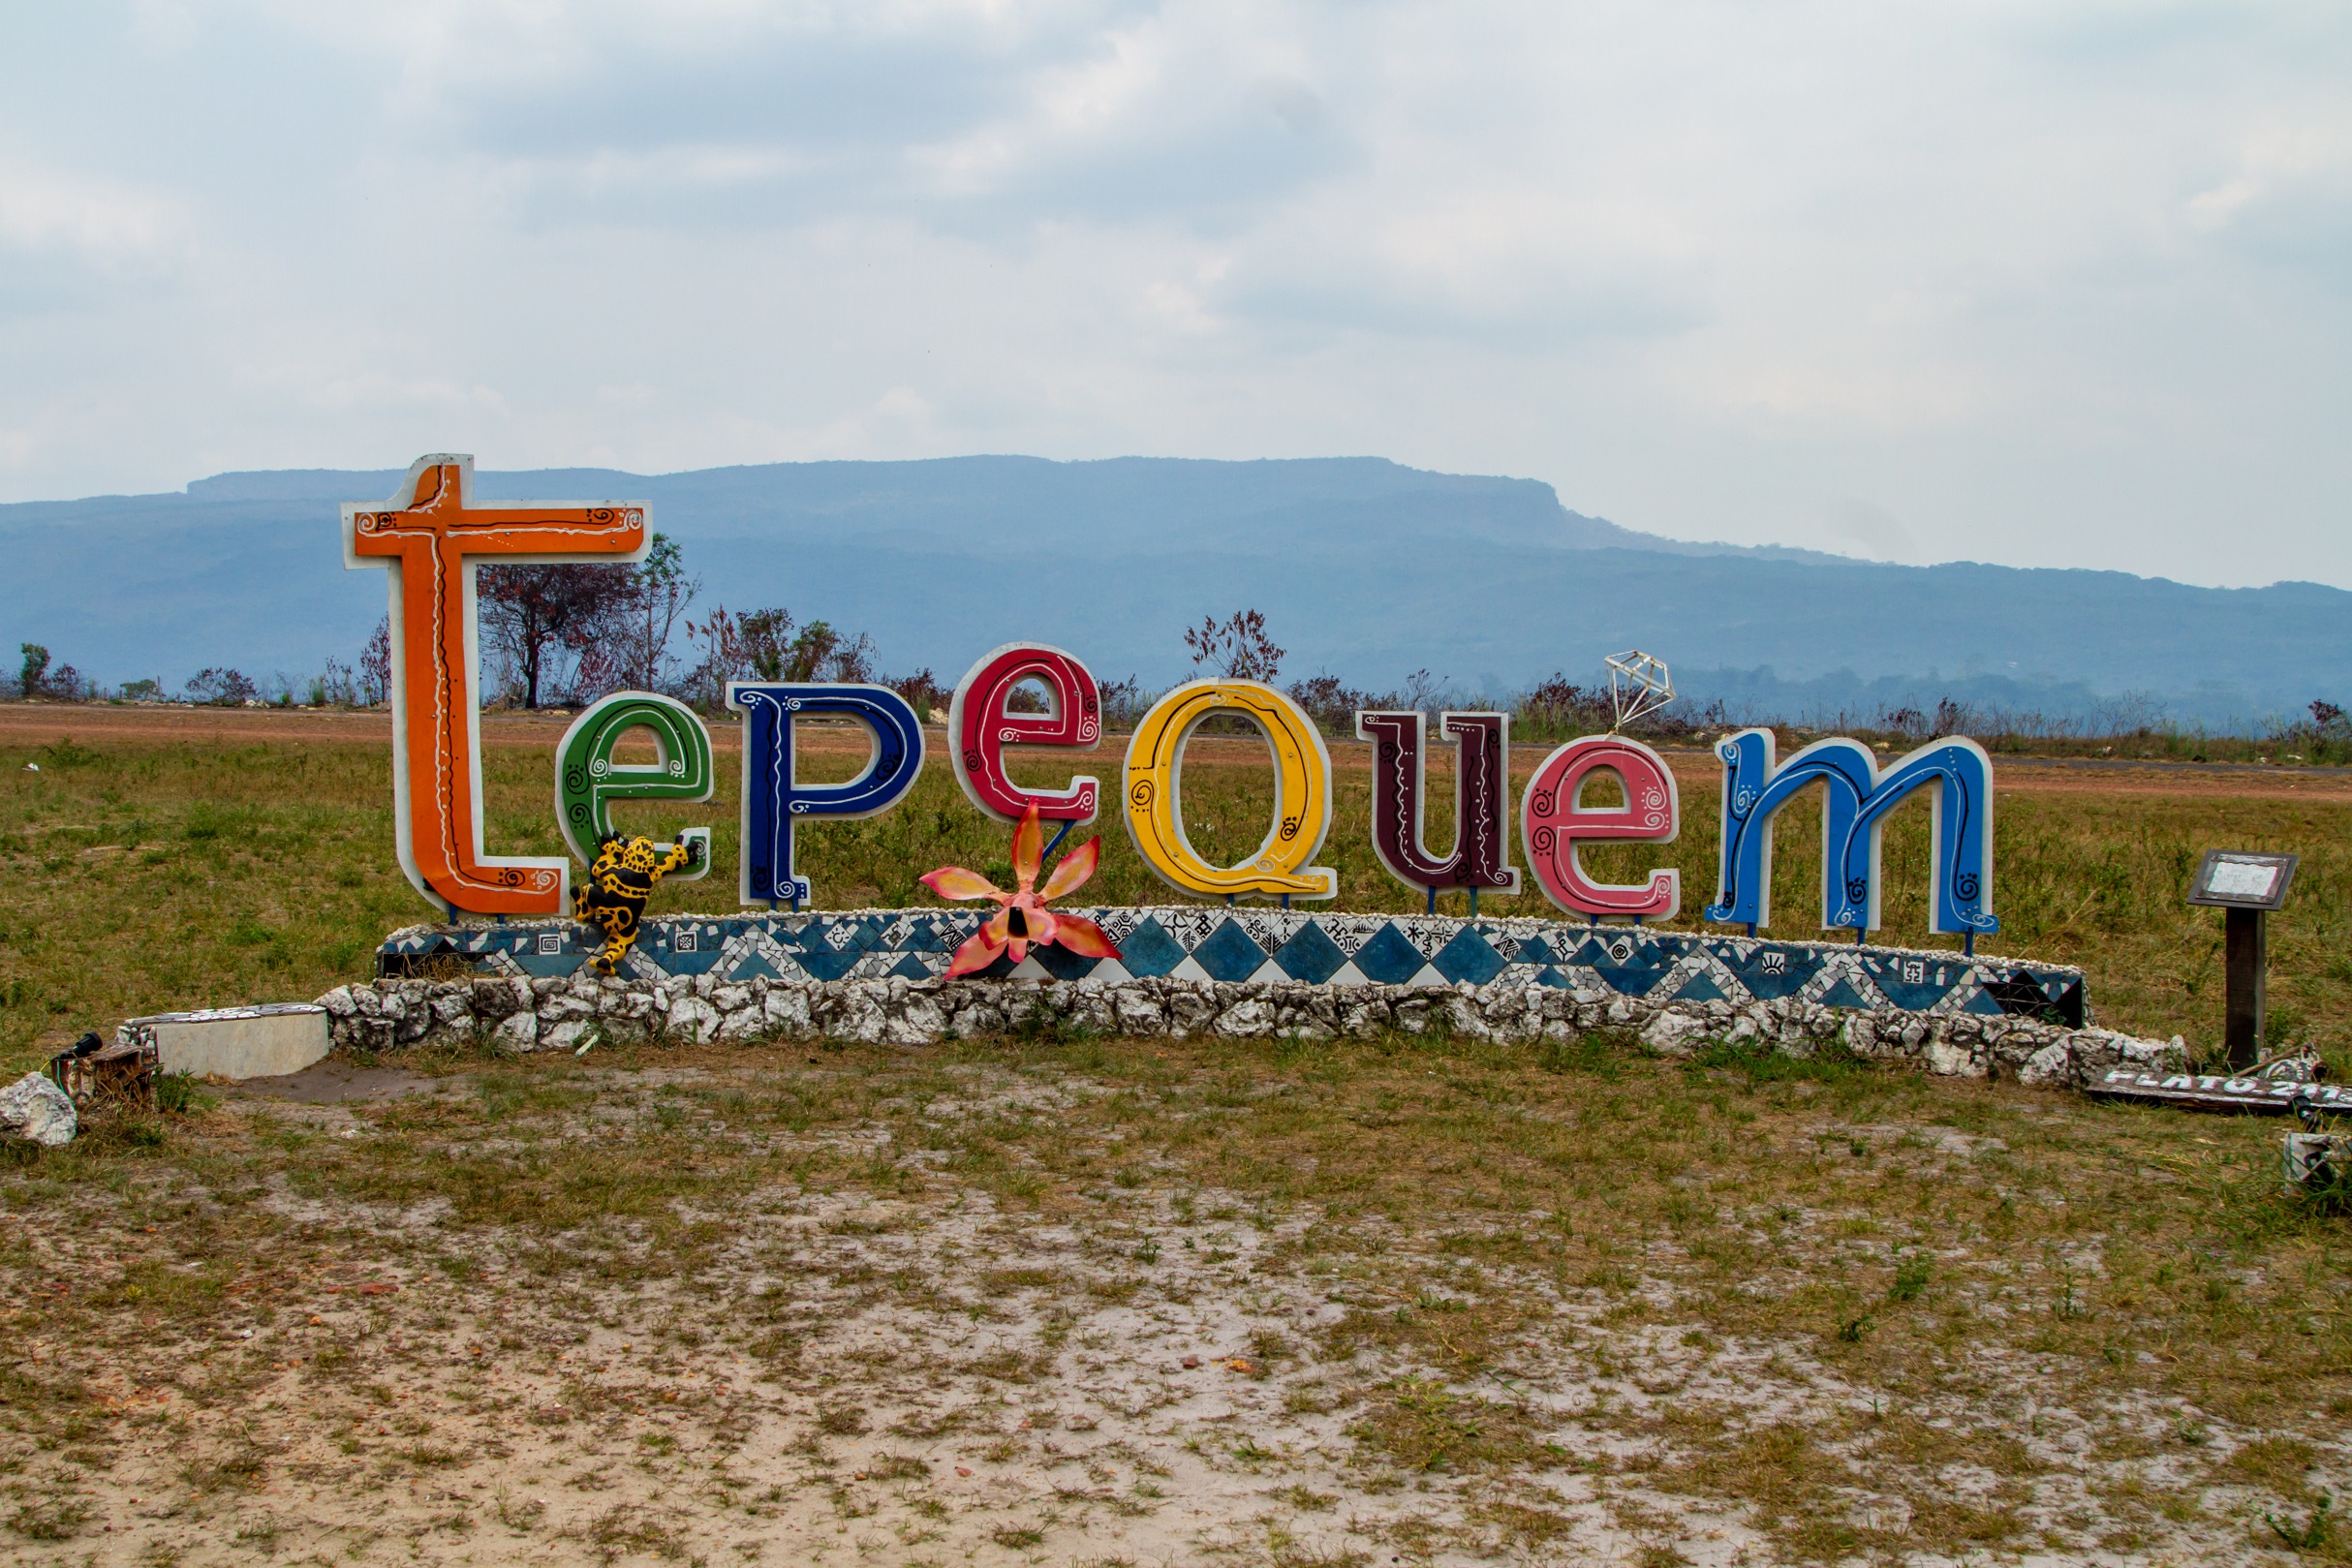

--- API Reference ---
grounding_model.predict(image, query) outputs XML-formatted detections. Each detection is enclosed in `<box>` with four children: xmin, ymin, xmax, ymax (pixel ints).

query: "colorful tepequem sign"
<box><xmin>344</xmin><ymin>455</ymin><xmax>2001</xmax><ymax>951</ymax></box>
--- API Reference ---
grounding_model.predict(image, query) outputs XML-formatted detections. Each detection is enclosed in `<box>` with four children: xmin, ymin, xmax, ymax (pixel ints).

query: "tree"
<box><xmin>478</xmin><ymin>563</ymin><xmax>636</xmax><ymax>708</ymax></box>
<box><xmin>682</xmin><ymin>605</ymin><xmax>887</xmax><ymax>710</ymax></box>
<box><xmin>1518</xmin><ymin>673</ymin><xmax>1612</xmax><ymax>736</ymax></box>
<box><xmin>738</xmin><ymin>609</ymin><xmax>795</xmax><ymax>681</ymax></box>
<box><xmin>891</xmin><ymin>667</ymin><xmax>948</xmax><ymax>720</ymax></box>
<box><xmin>359</xmin><ymin>616</ymin><xmax>390</xmax><ymax>707</ymax></box>
<box><xmin>1285</xmin><ymin>672</ymin><xmax>1371</xmax><ymax>732</ymax></box>
<box><xmin>781</xmin><ymin>621</ymin><xmax>878</xmax><ymax>684</ymax></box>
<box><xmin>685</xmin><ymin>604</ymin><xmax>789</xmax><ymax>705</ymax></box>
<box><xmin>611</xmin><ymin>532</ymin><xmax>697</xmax><ymax>692</ymax></box>
<box><xmin>17</xmin><ymin>644</ymin><xmax>48</xmax><ymax>698</ymax></box>
<box><xmin>1097</xmin><ymin>675</ymin><xmax>1151</xmax><ymax>730</ymax></box>
<box><xmin>685</xmin><ymin>606</ymin><xmax>882</xmax><ymax>696</ymax></box>
<box><xmin>1184</xmin><ymin>610</ymin><xmax>1284</xmax><ymax>682</ymax></box>
<box><xmin>186</xmin><ymin>667</ymin><xmax>259</xmax><ymax>705</ymax></box>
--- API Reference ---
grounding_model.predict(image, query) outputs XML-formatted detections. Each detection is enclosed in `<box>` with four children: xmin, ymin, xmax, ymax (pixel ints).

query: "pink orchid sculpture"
<box><xmin>920</xmin><ymin>802</ymin><xmax>1122</xmax><ymax>978</ymax></box>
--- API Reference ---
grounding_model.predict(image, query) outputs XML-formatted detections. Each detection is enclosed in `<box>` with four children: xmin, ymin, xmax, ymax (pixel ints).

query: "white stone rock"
<box><xmin>1213</xmin><ymin>999</ymin><xmax>1275</xmax><ymax>1037</ymax></box>
<box><xmin>763</xmin><ymin>988</ymin><xmax>812</xmax><ymax>1036</ymax></box>
<box><xmin>831</xmin><ymin>989</ymin><xmax>890</xmax><ymax>1044</ymax></box>
<box><xmin>429</xmin><ymin>989</ymin><xmax>473</xmax><ymax>1029</ymax></box>
<box><xmin>1442</xmin><ymin>996</ymin><xmax>1495</xmax><ymax>1041</ymax></box>
<box><xmin>1640</xmin><ymin>1011</ymin><xmax>1710</xmax><ymax>1058</ymax></box>
<box><xmin>2017</xmin><ymin>1041</ymin><xmax>2074</xmax><ymax>1088</ymax></box>
<box><xmin>1166</xmin><ymin>992</ymin><xmax>1217</xmax><ymax>1036</ymax></box>
<box><xmin>1111</xmin><ymin>988</ymin><xmax>1166</xmax><ymax>1036</ymax></box>
<box><xmin>543</xmin><ymin>994</ymin><xmax>597</xmax><ymax>1023</ymax></box>
<box><xmin>0</xmin><ymin>1072</ymin><xmax>76</xmax><ymax>1146</ymax></box>
<box><xmin>884</xmin><ymin>996</ymin><xmax>946</xmax><ymax>1046</ymax></box>
<box><xmin>1841</xmin><ymin>1015</ymin><xmax>1884</xmax><ymax>1059</ymax></box>
<box><xmin>492</xmin><ymin>1011</ymin><xmax>540</xmax><ymax>1051</ymax></box>
<box><xmin>1924</xmin><ymin>1036</ymin><xmax>1985</xmax><ymax>1078</ymax></box>
<box><xmin>606</xmin><ymin>991</ymin><xmax>658</xmax><ymax>1023</ymax></box>
<box><xmin>665</xmin><ymin>996</ymin><xmax>723</xmax><ymax>1044</ymax></box>
<box><xmin>952</xmin><ymin>1004</ymin><xmax>1006</xmax><ymax>1038</ymax></box>
<box><xmin>2066</xmin><ymin>1027</ymin><xmax>2187</xmax><ymax>1079</ymax></box>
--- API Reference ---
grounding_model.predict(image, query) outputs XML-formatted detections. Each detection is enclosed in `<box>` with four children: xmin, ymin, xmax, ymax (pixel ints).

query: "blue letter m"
<box><xmin>1704</xmin><ymin>728</ymin><xmax>1996</xmax><ymax>936</ymax></box>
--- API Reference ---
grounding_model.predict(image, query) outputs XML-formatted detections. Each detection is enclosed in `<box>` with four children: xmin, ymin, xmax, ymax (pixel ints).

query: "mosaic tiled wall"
<box><xmin>381</xmin><ymin>908</ymin><xmax>2085</xmax><ymax>1027</ymax></box>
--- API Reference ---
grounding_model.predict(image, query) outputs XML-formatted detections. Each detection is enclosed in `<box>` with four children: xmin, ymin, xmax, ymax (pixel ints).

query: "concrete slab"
<box><xmin>118</xmin><ymin>1003</ymin><xmax>330</xmax><ymax>1081</ymax></box>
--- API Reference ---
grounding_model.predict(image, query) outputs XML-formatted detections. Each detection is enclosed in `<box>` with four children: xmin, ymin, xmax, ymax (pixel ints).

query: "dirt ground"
<box><xmin>0</xmin><ymin>1037</ymin><xmax>2342</xmax><ymax>1568</ymax></box>
<box><xmin>7</xmin><ymin>702</ymin><xmax>2346</xmax><ymax>801</ymax></box>
<box><xmin>4</xmin><ymin>703</ymin><xmax>2346</xmax><ymax>1567</ymax></box>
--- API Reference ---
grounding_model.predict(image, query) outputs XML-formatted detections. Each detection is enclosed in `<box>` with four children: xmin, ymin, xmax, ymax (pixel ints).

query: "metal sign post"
<box><xmin>2187</xmin><ymin>850</ymin><xmax>2299</xmax><ymax>1069</ymax></box>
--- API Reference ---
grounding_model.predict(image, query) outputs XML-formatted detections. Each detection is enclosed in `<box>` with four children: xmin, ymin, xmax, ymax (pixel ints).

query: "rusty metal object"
<box><xmin>2285</xmin><ymin>1131</ymin><xmax>2352</xmax><ymax>1191</ymax></box>
<box><xmin>46</xmin><ymin>1029</ymin><xmax>158</xmax><ymax>1112</ymax></box>
<box><xmin>2285</xmin><ymin>1086</ymin><xmax>2352</xmax><ymax>1192</ymax></box>
<box><xmin>2086</xmin><ymin>1050</ymin><xmax>2325</xmax><ymax>1116</ymax></box>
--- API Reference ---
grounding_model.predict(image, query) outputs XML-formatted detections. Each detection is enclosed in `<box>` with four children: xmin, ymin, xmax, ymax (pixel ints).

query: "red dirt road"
<box><xmin>4</xmin><ymin>702</ymin><xmax>2345</xmax><ymax>801</ymax></box>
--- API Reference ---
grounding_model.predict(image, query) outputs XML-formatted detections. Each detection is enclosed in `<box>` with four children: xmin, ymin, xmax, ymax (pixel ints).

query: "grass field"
<box><xmin>3</xmin><ymin>706</ymin><xmax>2347</xmax><ymax>1071</ymax></box>
<box><xmin>1</xmin><ymin>708</ymin><xmax>2349</xmax><ymax>1564</ymax></box>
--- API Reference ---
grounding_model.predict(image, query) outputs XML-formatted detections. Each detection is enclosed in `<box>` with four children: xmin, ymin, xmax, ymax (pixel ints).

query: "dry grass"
<box><xmin>2</xmin><ymin>718</ymin><xmax>2350</xmax><ymax>1562</ymax></box>
<box><xmin>0</xmin><ymin>1026</ymin><xmax>2345</xmax><ymax>1563</ymax></box>
<box><xmin>4</xmin><ymin>718</ymin><xmax>2350</xmax><ymax>1069</ymax></box>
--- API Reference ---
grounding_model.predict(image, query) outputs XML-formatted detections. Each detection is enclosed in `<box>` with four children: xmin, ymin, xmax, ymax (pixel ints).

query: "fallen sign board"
<box><xmin>2088</xmin><ymin>1055</ymin><xmax>2328</xmax><ymax>1115</ymax></box>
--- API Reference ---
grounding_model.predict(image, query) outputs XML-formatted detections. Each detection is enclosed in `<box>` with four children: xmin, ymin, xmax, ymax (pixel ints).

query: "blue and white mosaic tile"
<box><xmin>380</xmin><ymin>908</ymin><xmax>2085</xmax><ymax>1026</ymax></box>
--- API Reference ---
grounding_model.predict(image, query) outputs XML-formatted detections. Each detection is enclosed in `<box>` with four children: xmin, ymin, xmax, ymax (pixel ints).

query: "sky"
<box><xmin>1</xmin><ymin>1</ymin><xmax>2346</xmax><ymax>587</ymax></box>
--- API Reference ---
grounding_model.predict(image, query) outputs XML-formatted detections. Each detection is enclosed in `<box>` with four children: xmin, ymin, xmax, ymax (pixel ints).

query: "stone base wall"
<box><xmin>314</xmin><ymin>971</ymin><xmax>2182</xmax><ymax>1091</ymax></box>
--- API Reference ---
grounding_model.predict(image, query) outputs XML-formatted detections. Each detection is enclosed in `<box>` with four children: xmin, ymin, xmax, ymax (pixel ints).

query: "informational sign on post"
<box><xmin>2188</xmin><ymin>849</ymin><xmax>2299</xmax><ymax>1069</ymax></box>
<box><xmin>2187</xmin><ymin>850</ymin><xmax>2298</xmax><ymax>910</ymax></box>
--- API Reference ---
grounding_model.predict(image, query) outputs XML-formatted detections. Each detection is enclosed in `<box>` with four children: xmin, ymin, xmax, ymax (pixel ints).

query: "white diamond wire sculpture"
<box><xmin>1605</xmin><ymin>650</ymin><xmax>1676</xmax><ymax>731</ymax></box>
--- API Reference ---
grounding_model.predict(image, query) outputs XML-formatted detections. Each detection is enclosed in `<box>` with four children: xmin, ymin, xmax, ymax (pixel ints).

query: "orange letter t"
<box><xmin>344</xmin><ymin>454</ymin><xmax>648</xmax><ymax>918</ymax></box>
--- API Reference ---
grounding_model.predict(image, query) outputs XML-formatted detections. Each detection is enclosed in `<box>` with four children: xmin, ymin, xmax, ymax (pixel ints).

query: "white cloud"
<box><xmin>0</xmin><ymin>157</ymin><xmax>181</xmax><ymax>259</ymax></box>
<box><xmin>2185</xmin><ymin>117</ymin><xmax>2352</xmax><ymax>247</ymax></box>
<box><xmin>0</xmin><ymin>1</ymin><xmax>2345</xmax><ymax>590</ymax></box>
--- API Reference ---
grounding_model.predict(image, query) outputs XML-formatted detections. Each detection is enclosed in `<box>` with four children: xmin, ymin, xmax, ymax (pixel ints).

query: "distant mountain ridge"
<box><xmin>179</xmin><ymin>459</ymin><xmax>1857</xmax><ymax>566</ymax></box>
<box><xmin>5</xmin><ymin>455</ymin><xmax>2342</xmax><ymax>727</ymax></box>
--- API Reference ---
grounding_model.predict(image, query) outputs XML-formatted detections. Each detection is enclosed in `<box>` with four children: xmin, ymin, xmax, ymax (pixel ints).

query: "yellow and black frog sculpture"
<box><xmin>573</xmin><ymin>831</ymin><xmax>702</xmax><ymax>976</ymax></box>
